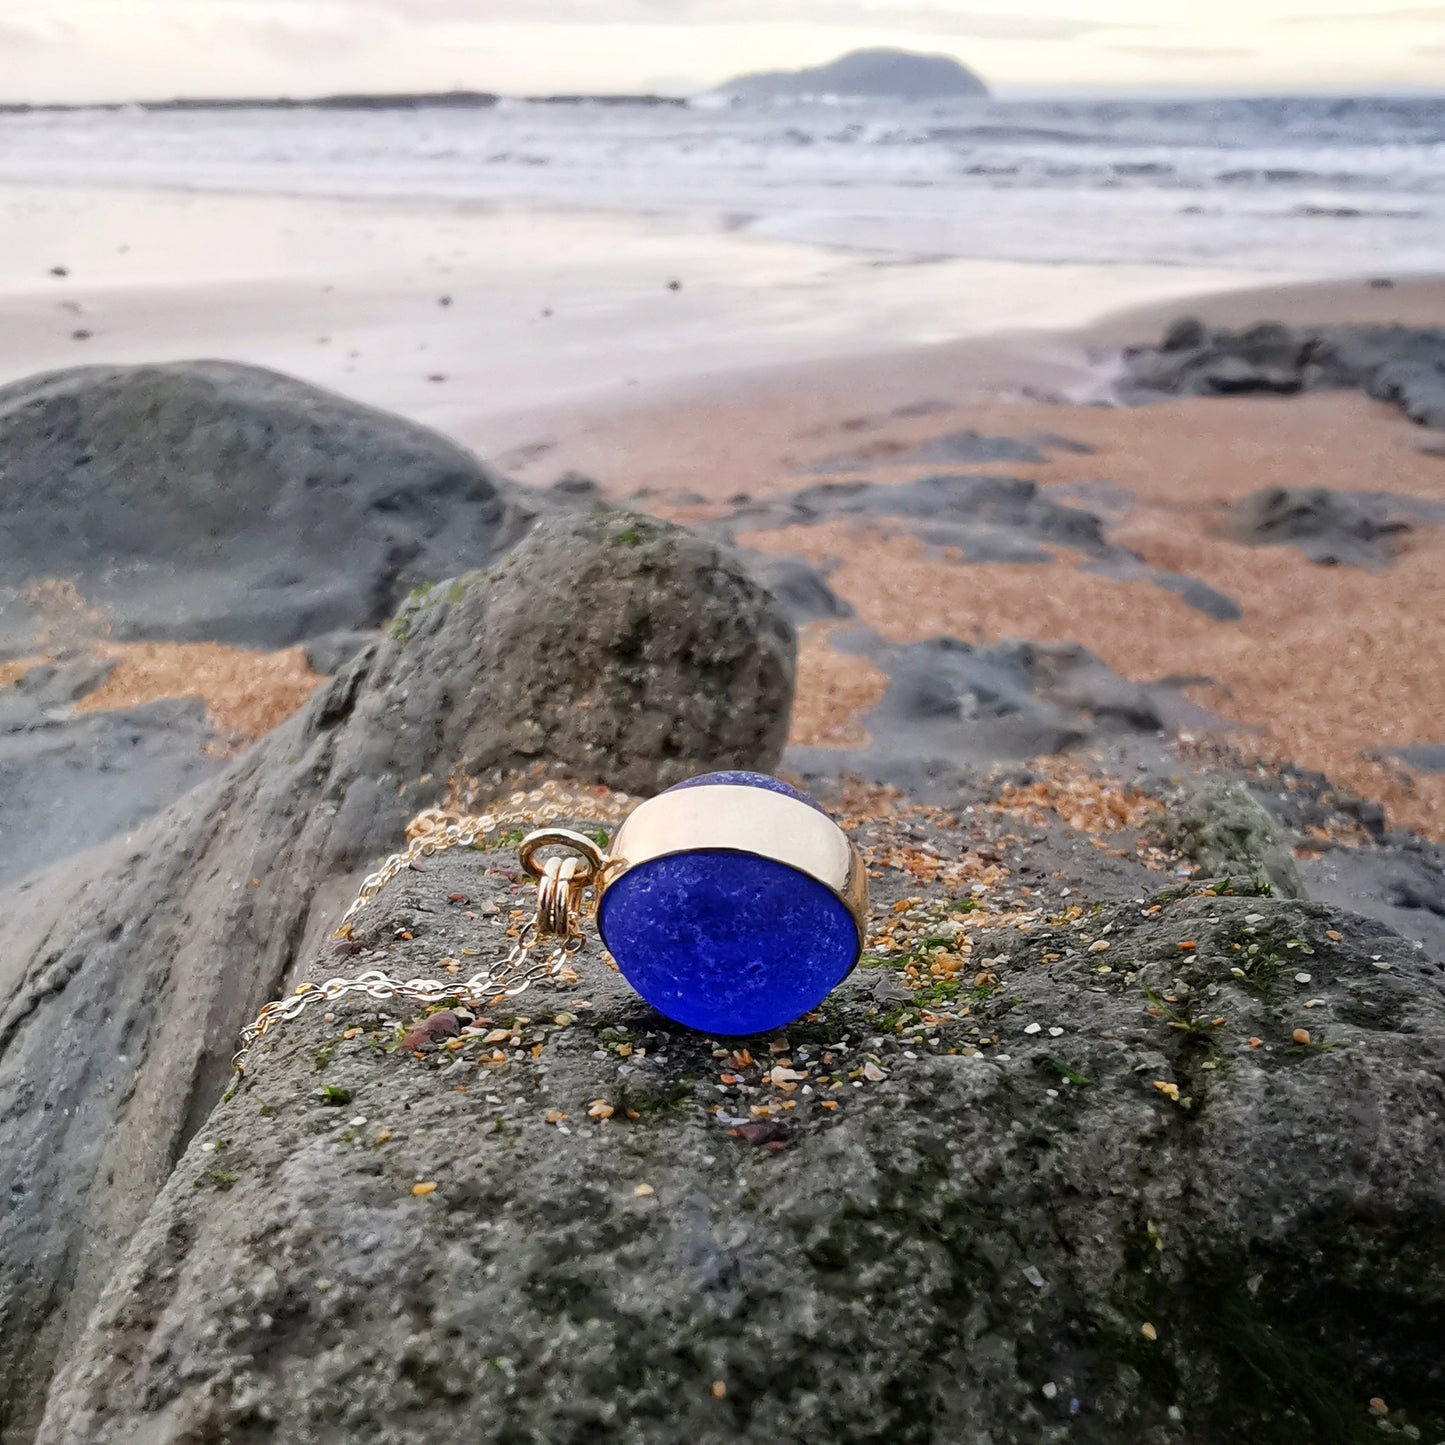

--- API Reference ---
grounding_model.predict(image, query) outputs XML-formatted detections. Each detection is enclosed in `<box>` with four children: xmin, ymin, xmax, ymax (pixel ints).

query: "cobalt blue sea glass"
<box><xmin>598</xmin><ymin>772</ymin><xmax>859</xmax><ymax>1035</ymax></box>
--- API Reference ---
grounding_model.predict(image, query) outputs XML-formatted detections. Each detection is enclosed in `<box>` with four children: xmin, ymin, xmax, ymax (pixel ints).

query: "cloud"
<box><xmin>0</xmin><ymin>11</ymin><xmax>71</xmax><ymax>45</ymax></box>
<box><xmin>1284</xmin><ymin>6</ymin><xmax>1445</xmax><ymax>21</ymax></box>
<box><xmin>221</xmin><ymin>1</ymin><xmax>403</xmax><ymax>55</ymax></box>
<box><xmin>1109</xmin><ymin>43</ymin><xmax>1258</xmax><ymax>57</ymax></box>
<box><xmin>201</xmin><ymin>0</ymin><xmax>1152</xmax><ymax>42</ymax></box>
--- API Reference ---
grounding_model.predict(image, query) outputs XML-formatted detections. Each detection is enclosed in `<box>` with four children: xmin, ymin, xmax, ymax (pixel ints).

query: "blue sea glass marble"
<box><xmin>598</xmin><ymin>773</ymin><xmax>859</xmax><ymax>1035</ymax></box>
<box><xmin>664</xmin><ymin>770</ymin><xmax>828</xmax><ymax>813</ymax></box>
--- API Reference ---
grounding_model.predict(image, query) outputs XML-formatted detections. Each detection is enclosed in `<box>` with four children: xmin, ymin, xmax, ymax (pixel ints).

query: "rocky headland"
<box><xmin>1</xmin><ymin>340</ymin><xmax>1444</xmax><ymax>1443</ymax></box>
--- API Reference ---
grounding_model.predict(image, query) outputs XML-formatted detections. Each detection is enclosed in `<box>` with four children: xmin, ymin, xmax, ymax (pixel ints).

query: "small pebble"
<box><xmin>1294</xmin><ymin>972</ymin><xmax>1312</xmax><ymax>984</ymax></box>
<box><xmin>1024</xmin><ymin>1023</ymin><xmax>1042</xmax><ymax>1035</ymax></box>
<box><xmin>1141</xmin><ymin>1321</ymin><xmax>1158</xmax><ymax>1341</ymax></box>
<box><xmin>412</xmin><ymin>1182</ymin><xmax>437</xmax><ymax>1197</ymax></box>
<box><xmin>1041</xmin><ymin>1382</ymin><xmax>1058</xmax><ymax>1400</ymax></box>
<box><xmin>1293</xmin><ymin>1028</ymin><xmax>1312</xmax><ymax>1045</ymax></box>
<box><xmin>633</xmin><ymin>1183</ymin><xmax>655</xmax><ymax>1197</ymax></box>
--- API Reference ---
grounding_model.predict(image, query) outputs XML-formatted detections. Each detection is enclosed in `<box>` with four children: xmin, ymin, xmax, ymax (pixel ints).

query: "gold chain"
<box><xmin>232</xmin><ymin>781</ymin><xmax>629</xmax><ymax>1075</ymax></box>
<box><xmin>335</xmin><ymin>780</ymin><xmax>631</xmax><ymax>936</ymax></box>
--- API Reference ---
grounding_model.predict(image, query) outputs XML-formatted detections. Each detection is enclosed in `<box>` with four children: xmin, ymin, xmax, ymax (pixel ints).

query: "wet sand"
<box><xmin>0</xmin><ymin>184</ymin><xmax>1264</xmax><ymax>429</ymax></box>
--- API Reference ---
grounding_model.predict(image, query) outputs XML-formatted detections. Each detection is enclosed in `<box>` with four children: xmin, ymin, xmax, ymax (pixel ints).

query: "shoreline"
<box><xmin>0</xmin><ymin>182</ymin><xmax>1306</xmax><ymax>433</ymax></box>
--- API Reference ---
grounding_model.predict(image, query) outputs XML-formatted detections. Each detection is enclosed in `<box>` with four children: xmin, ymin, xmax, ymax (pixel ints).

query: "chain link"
<box><xmin>233</xmin><ymin>781</ymin><xmax>626</xmax><ymax>1075</ymax></box>
<box><xmin>335</xmin><ymin>780</ymin><xmax>627</xmax><ymax>935</ymax></box>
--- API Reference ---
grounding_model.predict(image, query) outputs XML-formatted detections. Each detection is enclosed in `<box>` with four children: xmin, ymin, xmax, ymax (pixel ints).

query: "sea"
<box><xmin>0</xmin><ymin>93</ymin><xmax>1441</xmax><ymax>276</ymax></box>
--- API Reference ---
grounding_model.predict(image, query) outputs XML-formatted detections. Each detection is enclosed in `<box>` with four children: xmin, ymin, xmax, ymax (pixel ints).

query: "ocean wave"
<box><xmin>0</xmin><ymin>92</ymin><xmax>1441</xmax><ymax>273</ymax></box>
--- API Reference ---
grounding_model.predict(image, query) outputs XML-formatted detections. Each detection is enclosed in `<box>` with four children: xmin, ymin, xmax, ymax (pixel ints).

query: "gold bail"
<box><xmin>535</xmin><ymin>855</ymin><xmax>584</xmax><ymax>938</ymax></box>
<box><xmin>519</xmin><ymin>827</ymin><xmax>609</xmax><ymax>939</ymax></box>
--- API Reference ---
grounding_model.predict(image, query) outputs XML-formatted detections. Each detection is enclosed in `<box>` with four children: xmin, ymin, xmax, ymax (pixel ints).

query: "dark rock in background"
<box><xmin>1157</xmin><ymin>774</ymin><xmax>1305</xmax><ymax>899</ymax></box>
<box><xmin>0</xmin><ymin>698</ymin><xmax>222</xmax><ymax>889</ymax></box>
<box><xmin>739</xmin><ymin>553</ymin><xmax>855</xmax><ymax>625</ymax></box>
<box><xmin>0</xmin><ymin>360</ymin><xmax>540</xmax><ymax>655</ymax></box>
<box><xmin>719</xmin><ymin>473</ymin><xmax>1243</xmax><ymax>618</ymax></box>
<box><xmin>805</xmin><ymin>428</ymin><xmax>1091</xmax><ymax>474</ymax></box>
<box><xmin>1224</xmin><ymin>486</ymin><xmax>1445</xmax><ymax>569</ymax></box>
<box><xmin>789</xmin><ymin>633</ymin><xmax>1205</xmax><ymax>798</ymax></box>
<box><xmin>302</xmin><ymin>628</ymin><xmax>377</xmax><ymax>676</ymax></box>
<box><xmin>1121</xmin><ymin>320</ymin><xmax>1445</xmax><ymax>429</ymax></box>
<box><xmin>0</xmin><ymin>510</ymin><xmax>794</xmax><ymax>1441</ymax></box>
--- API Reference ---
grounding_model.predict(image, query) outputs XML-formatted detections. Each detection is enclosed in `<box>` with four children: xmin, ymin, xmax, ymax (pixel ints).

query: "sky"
<box><xmin>0</xmin><ymin>0</ymin><xmax>1441</xmax><ymax>103</ymax></box>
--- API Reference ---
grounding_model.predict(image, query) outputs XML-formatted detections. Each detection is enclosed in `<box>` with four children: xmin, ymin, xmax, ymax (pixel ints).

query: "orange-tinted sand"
<box><xmin>76</xmin><ymin>642</ymin><xmax>322</xmax><ymax>749</ymax></box>
<box><xmin>495</xmin><ymin>277</ymin><xmax>1445</xmax><ymax>839</ymax></box>
<box><xmin>8</xmin><ymin>273</ymin><xmax>1442</xmax><ymax>837</ymax></box>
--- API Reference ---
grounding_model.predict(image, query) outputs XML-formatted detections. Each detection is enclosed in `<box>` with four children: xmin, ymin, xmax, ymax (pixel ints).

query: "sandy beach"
<box><xmin>0</xmin><ymin>185</ymin><xmax>1285</xmax><ymax>426</ymax></box>
<box><xmin>481</xmin><ymin>273</ymin><xmax>1445</xmax><ymax>839</ymax></box>
<box><xmin>2</xmin><ymin>182</ymin><xmax>1443</xmax><ymax>844</ymax></box>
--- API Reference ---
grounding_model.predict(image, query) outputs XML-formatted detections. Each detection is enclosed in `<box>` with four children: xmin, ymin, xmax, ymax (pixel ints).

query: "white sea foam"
<box><xmin>0</xmin><ymin>94</ymin><xmax>1441</xmax><ymax>274</ymax></box>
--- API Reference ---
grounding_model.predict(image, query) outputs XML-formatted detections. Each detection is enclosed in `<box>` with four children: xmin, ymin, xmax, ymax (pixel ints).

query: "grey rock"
<box><xmin>806</xmin><ymin>429</ymin><xmax>1060</xmax><ymax>473</ymax></box>
<box><xmin>1161</xmin><ymin>315</ymin><xmax>1208</xmax><ymax>351</ymax></box>
<box><xmin>7</xmin><ymin>654</ymin><xmax>116</xmax><ymax>706</ymax></box>
<box><xmin>303</xmin><ymin>629</ymin><xmax>376</xmax><ymax>676</ymax></box>
<box><xmin>0</xmin><ymin>360</ymin><xmax>538</xmax><ymax>653</ymax></box>
<box><xmin>1146</xmin><ymin>571</ymin><xmax>1243</xmax><ymax>622</ymax></box>
<box><xmin>742</xmin><ymin>553</ymin><xmax>854</xmax><ymax>625</ymax></box>
<box><xmin>1389</xmin><ymin>744</ymin><xmax>1445</xmax><ymax>775</ymax></box>
<box><xmin>1199</xmin><ymin>354</ymin><xmax>1302</xmax><ymax>396</ymax></box>
<box><xmin>809</xmin><ymin>635</ymin><xmax>1168</xmax><ymax>791</ymax></box>
<box><xmin>550</xmin><ymin>471</ymin><xmax>604</xmax><ymax>501</ymax></box>
<box><xmin>1159</xmin><ymin>775</ymin><xmax>1305</xmax><ymax>899</ymax></box>
<box><xmin>0</xmin><ymin>509</ymin><xmax>794</xmax><ymax>1440</ymax></box>
<box><xmin>36</xmin><ymin>859</ymin><xmax>1445</xmax><ymax>1445</ymax></box>
<box><xmin>1298</xmin><ymin>837</ymin><xmax>1445</xmax><ymax>957</ymax></box>
<box><xmin>733</xmin><ymin>473</ymin><xmax>1110</xmax><ymax>556</ymax></box>
<box><xmin>0</xmin><ymin>697</ymin><xmax>222</xmax><ymax>887</ymax></box>
<box><xmin>723</xmin><ymin>472</ymin><xmax>1235</xmax><ymax>619</ymax></box>
<box><xmin>1122</xmin><ymin>320</ymin><xmax>1445</xmax><ymax>429</ymax></box>
<box><xmin>1223</xmin><ymin>486</ymin><xmax>1443</xmax><ymax>569</ymax></box>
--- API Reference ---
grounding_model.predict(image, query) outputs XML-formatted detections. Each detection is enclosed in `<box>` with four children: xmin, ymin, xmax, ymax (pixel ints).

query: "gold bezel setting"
<box><xmin>597</xmin><ymin>783</ymin><xmax>868</xmax><ymax>945</ymax></box>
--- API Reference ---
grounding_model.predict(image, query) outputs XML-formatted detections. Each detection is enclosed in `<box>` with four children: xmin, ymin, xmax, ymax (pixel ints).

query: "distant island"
<box><xmin>714</xmin><ymin>48</ymin><xmax>990</xmax><ymax>103</ymax></box>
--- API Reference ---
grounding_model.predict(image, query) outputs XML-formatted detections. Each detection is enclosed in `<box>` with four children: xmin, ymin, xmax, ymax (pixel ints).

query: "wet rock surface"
<box><xmin>0</xmin><ymin>360</ymin><xmax>539</xmax><ymax>655</ymax></box>
<box><xmin>810</xmin><ymin>634</ymin><xmax>1176</xmax><ymax>778</ymax></box>
<box><xmin>0</xmin><ymin>510</ymin><xmax>793</xmax><ymax>1441</ymax></box>
<box><xmin>1121</xmin><ymin>319</ymin><xmax>1445</xmax><ymax>429</ymax></box>
<box><xmin>805</xmin><ymin>427</ymin><xmax>1093</xmax><ymax>473</ymax></box>
<box><xmin>1157</xmin><ymin>775</ymin><xmax>1305</xmax><ymax>900</ymax></box>
<box><xmin>35</xmin><ymin>791</ymin><xmax>1445</xmax><ymax>1445</ymax></box>
<box><xmin>1224</xmin><ymin>486</ymin><xmax>1445</xmax><ymax>569</ymax></box>
<box><xmin>719</xmin><ymin>474</ymin><xmax>1241</xmax><ymax>619</ymax></box>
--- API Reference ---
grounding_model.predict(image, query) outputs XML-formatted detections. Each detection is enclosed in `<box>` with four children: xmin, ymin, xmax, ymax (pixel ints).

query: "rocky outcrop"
<box><xmin>1122</xmin><ymin>320</ymin><xmax>1445</xmax><ymax>428</ymax></box>
<box><xmin>35</xmin><ymin>802</ymin><xmax>1445</xmax><ymax>1445</ymax></box>
<box><xmin>1159</xmin><ymin>775</ymin><xmax>1305</xmax><ymax>900</ymax></box>
<box><xmin>0</xmin><ymin>511</ymin><xmax>794</xmax><ymax>1441</ymax></box>
<box><xmin>0</xmin><ymin>360</ymin><xmax>539</xmax><ymax>654</ymax></box>
<box><xmin>1223</xmin><ymin>487</ymin><xmax>1445</xmax><ymax>569</ymax></box>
